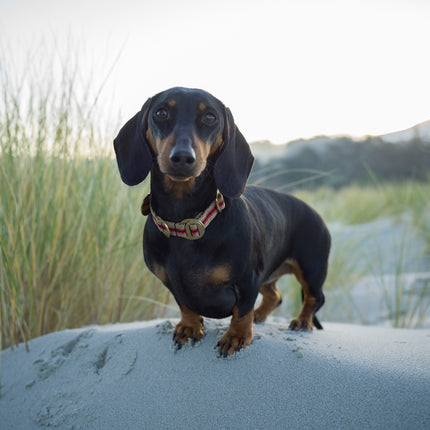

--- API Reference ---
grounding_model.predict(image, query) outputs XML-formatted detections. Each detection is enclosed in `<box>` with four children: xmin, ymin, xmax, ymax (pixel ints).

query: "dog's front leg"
<box><xmin>217</xmin><ymin>306</ymin><xmax>254</xmax><ymax>357</ymax></box>
<box><xmin>173</xmin><ymin>305</ymin><xmax>204</xmax><ymax>349</ymax></box>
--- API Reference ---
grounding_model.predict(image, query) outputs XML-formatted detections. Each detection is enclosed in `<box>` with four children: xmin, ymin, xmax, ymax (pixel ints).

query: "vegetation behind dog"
<box><xmin>0</xmin><ymin>47</ymin><xmax>170</xmax><ymax>351</ymax></box>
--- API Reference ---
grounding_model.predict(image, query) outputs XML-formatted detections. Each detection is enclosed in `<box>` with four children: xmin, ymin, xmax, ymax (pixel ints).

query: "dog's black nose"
<box><xmin>169</xmin><ymin>145</ymin><xmax>196</xmax><ymax>167</ymax></box>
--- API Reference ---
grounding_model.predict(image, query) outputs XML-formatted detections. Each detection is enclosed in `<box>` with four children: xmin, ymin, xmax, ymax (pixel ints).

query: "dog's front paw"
<box><xmin>216</xmin><ymin>331</ymin><xmax>252</xmax><ymax>357</ymax></box>
<box><xmin>173</xmin><ymin>318</ymin><xmax>204</xmax><ymax>349</ymax></box>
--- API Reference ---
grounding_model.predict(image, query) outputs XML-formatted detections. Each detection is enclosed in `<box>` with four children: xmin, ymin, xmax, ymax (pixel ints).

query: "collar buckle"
<box><xmin>183</xmin><ymin>219</ymin><xmax>205</xmax><ymax>240</ymax></box>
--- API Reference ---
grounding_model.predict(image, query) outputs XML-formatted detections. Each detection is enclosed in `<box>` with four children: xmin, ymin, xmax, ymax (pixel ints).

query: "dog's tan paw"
<box><xmin>216</xmin><ymin>331</ymin><xmax>253</xmax><ymax>357</ymax></box>
<box><xmin>253</xmin><ymin>309</ymin><xmax>267</xmax><ymax>324</ymax></box>
<box><xmin>288</xmin><ymin>317</ymin><xmax>313</xmax><ymax>331</ymax></box>
<box><xmin>173</xmin><ymin>319</ymin><xmax>204</xmax><ymax>349</ymax></box>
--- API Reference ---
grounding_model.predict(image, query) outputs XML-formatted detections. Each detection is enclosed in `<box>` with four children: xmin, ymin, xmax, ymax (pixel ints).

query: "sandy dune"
<box><xmin>1</xmin><ymin>317</ymin><xmax>429</xmax><ymax>429</ymax></box>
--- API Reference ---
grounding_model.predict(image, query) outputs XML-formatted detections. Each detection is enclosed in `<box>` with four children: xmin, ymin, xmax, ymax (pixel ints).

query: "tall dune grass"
<box><xmin>294</xmin><ymin>181</ymin><xmax>430</xmax><ymax>225</ymax></box>
<box><xmin>0</xmin><ymin>45</ymin><xmax>170</xmax><ymax>351</ymax></box>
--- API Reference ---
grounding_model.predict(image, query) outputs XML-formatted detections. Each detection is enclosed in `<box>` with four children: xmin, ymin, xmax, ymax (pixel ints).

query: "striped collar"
<box><xmin>141</xmin><ymin>191</ymin><xmax>225</xmax><ymax>240</ymax></box>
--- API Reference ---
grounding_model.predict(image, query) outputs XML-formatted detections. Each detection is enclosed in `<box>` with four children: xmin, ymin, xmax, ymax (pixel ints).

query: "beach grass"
<box><xmin>294</xmin><ymin>180</ymin><xmax>430</xmax><ymax>225</ymax></box>
<box><xmin>0</xmin><ymin>46</ymin><xmax>171</xmax><ymax>351</ymax></box>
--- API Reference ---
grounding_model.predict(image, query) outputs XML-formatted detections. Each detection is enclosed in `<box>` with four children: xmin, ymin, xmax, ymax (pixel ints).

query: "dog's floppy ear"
<box><xmin>114</xmin><ymin>98</ymin><xmax>153</xmax><ymax>186</ymax></box>
<box><xmin>214</xmin><ymin>107</ymin><xmax>254</xmax><ymax>198</ymax></box>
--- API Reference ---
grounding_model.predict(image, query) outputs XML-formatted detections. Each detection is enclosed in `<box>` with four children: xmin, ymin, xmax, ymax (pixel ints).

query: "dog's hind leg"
<box><xmin>287</xmin><ymin>259</ymin><xmax>326</xmax><ymax>331</ymax></box>
<box><xmin>254</xmin><ymin>282</ymin><xmax>282</xmax><ymax>323</ymax></box>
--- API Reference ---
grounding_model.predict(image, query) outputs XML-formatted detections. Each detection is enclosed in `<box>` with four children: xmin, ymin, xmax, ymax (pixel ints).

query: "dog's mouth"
<box><xmin>158</xmin><ymin>161</ymin><xmax>199</xmax><ymax>182</ymax></box>
<box><xmin>162</xmin><ymin>160</ymin><xmax>207</xmax><ymax>183</ymax></box>
<box><xmin>166</xmin><ymin>174</ymin><xmax>194</xmax><ymax>182</ymax></box>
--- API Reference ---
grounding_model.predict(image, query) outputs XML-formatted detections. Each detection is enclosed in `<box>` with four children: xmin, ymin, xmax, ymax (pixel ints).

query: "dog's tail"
<box><xmin>313</xmin><ymin>315</ymin><xmax>323</xmax><ymax>330</ymax></box>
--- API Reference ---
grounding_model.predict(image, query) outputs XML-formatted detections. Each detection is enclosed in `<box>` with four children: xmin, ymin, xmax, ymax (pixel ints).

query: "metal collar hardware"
<box><xmin>141</xmin><ymin>191</ymin><xmax>225</xmax><ymax>240</ymax></box>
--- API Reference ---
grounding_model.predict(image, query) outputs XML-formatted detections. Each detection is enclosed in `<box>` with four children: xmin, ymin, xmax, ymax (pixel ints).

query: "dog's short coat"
<box><xmin>114</xmin><ymin>87</ymin><xmax>331</xmax><ymax>356</ymax></box>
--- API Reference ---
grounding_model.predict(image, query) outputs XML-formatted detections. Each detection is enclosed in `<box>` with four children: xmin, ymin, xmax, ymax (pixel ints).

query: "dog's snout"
<box><xmin>169</xmin><ymin>143</ymin><xmax>196</xmax><ymax>167</ymax></box>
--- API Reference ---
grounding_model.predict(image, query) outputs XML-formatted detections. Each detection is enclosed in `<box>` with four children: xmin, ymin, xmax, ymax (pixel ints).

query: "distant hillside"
<box><xmin>379</xmin><ymin>119</ymin><xmax>430</xmax><ymax>144</ymax></box>
<box><xmin>250</xmin><ymin>120</ymin><xmax>430</xmax><ymax>190</ymax></box>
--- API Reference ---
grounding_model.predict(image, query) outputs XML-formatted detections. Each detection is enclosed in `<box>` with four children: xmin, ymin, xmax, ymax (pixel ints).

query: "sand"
<box><xmin>1</xmin><ymin>317</ymin><xmax>429</xmax><ymax>429</ymax></box>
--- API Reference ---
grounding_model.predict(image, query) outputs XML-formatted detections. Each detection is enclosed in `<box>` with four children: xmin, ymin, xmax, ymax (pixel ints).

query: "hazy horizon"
<box><xmin>1</xmin><ymin>0</ymin><xmax>430</xmax><ymax>144</ymax></box>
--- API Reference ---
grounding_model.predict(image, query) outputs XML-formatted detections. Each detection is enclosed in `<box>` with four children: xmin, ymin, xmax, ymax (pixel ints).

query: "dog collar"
<box><xmin>141</xmin><ymin>191</ymin><xmax>225</xmax><ymax>240</ymax></box>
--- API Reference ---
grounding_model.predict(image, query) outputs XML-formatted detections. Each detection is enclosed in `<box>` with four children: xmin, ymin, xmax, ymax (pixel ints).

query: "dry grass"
<box><xmin>0</xmin><ymin>43</ymin><xmax>170</xmax><ymax>351</ymax></box>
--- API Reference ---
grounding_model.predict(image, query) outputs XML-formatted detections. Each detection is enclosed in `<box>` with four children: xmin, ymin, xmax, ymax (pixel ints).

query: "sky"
<box><xmin>1</xmin><ymin>0</ymin><xmax>430</xmax><ymax>144</ymax></box>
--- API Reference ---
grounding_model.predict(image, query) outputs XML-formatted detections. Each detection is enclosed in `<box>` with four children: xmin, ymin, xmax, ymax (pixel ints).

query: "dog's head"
<box><xmin>113</xmin><ymin>87</ymin><xmax>254</xmax><ymax>198</ymax></box>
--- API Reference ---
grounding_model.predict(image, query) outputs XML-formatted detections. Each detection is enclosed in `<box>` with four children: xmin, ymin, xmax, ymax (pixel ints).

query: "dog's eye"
<box><xmin>155</xmin><ymin>108</ymin><xmax>169</xmax><ymax>120</ymax></box>
<box><xmin>202</xmin><ymin>112</ymin><xmax>216</xmax><ymax>125</ymax></box>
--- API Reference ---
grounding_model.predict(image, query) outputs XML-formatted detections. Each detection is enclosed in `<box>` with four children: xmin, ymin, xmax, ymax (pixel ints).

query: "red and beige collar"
<box><xmin>141</xmin><ymin>191</ymin><xmax>225</xmax><ymax>240</ymax></box>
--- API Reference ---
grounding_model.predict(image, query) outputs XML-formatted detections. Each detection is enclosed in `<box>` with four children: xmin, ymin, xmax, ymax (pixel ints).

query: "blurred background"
<box><xmin>2</xmin><ymin>0</ymin><xmax>430</xmax><ymax>143</ymax></box>
<box><xmin>1</xmin><ymin>0</ymin><xmax>429</xmax><ymax>350</ymax></box>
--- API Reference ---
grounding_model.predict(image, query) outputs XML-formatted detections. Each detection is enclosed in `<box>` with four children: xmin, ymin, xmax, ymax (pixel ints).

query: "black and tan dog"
<box><xmin>114</xmin><ymin>87</ymin><xmax>331</xmax><ymax>356</ymax></box>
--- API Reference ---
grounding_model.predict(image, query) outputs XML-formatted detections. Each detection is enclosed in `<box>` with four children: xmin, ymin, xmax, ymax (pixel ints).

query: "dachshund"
<box><xmin>114</xmin><ymin>87</ymin><xmax>331</xmax><ymax>356</ymax></box>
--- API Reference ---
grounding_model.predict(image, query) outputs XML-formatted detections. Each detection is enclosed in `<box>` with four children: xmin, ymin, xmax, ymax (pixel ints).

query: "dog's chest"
<box><xmin>146</xmin><ymin>238</ymin><xmax>237</xmax><ymax>318</ymax></box>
